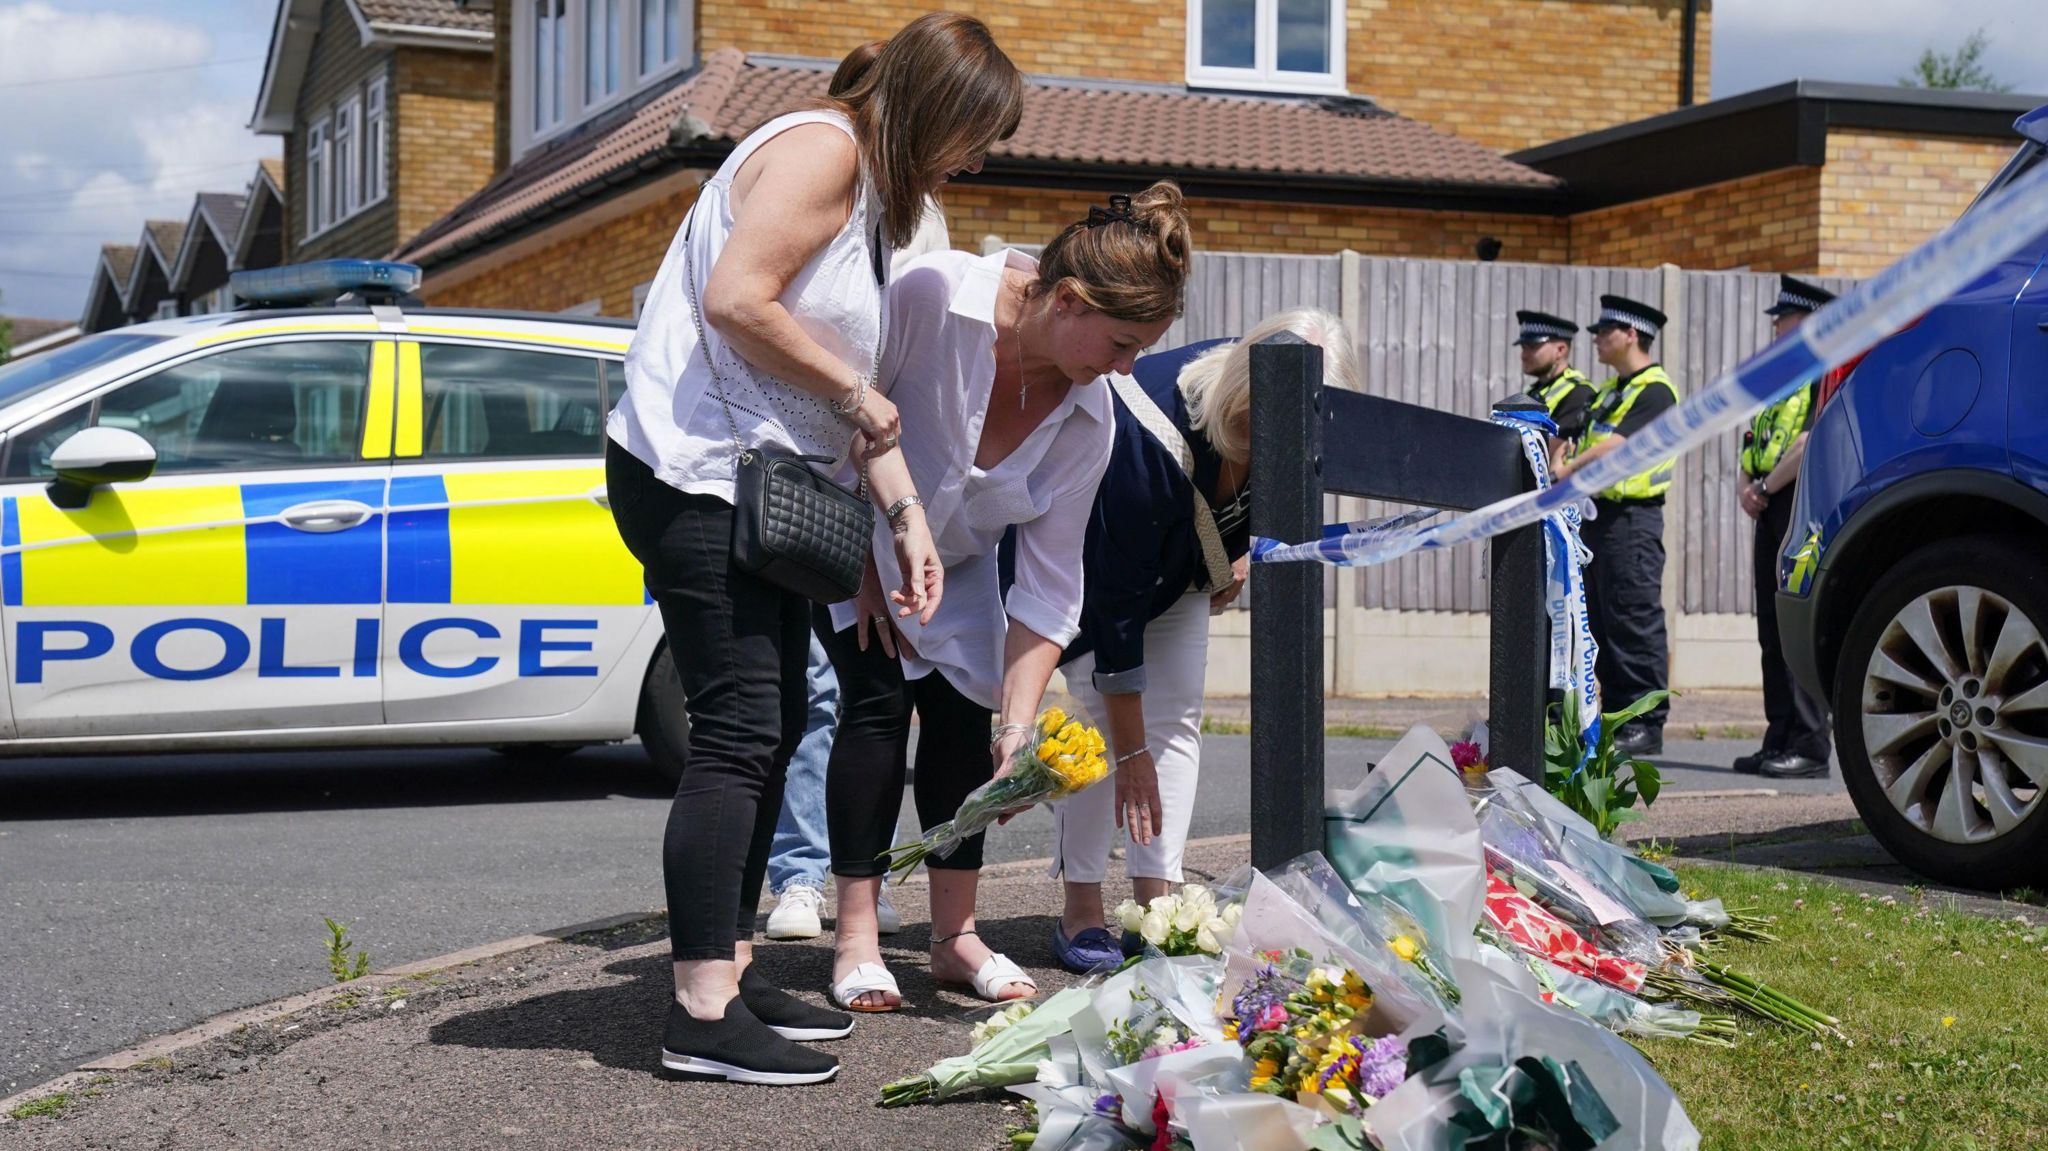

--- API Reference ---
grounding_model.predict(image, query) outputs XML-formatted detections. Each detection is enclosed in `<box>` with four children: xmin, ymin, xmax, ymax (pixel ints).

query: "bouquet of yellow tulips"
<box><xmin>883</xmin><ymin>707</ymin><xmax>1109</xmax><ymax>882</ymax></box>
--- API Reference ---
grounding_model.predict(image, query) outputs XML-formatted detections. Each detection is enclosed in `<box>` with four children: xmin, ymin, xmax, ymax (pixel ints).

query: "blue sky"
<box><xmin>3</xmin><ymin>0</ymin><xmax>2046</xmax><ymax>323</ymax></box>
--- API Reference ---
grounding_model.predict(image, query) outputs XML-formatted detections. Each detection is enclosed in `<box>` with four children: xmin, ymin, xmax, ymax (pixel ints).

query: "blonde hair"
<box><xmin>1031</xmin><ymin>181</ymin><xmax>1192</xmax><ymax>323</ymax></box>
<box><xmin>1180</xmin><ymin>307</ymin><xmax>1358</xmax><ymax>464</ymax></box>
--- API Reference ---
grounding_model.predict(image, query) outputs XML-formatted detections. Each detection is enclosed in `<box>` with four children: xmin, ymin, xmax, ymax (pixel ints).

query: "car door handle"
<box><xmin>278</xmin><ymin>499</ymin><xmax>375</xmax><ymax>533</ymax></box>
<box><xmin>587</xmin><ymin>484</ymin><xmax>609</xmax><ymax>509</ymax></box>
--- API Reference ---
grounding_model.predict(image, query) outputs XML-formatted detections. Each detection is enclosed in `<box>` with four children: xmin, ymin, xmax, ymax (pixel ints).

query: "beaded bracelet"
<box><xmin>1115</xmin><ymin>747</ymin><xmax>1150</xmax><ymax>765</ymax></box>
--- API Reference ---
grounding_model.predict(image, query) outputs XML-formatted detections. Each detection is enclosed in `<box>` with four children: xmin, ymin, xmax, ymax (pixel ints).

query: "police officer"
<box><xmin>1513</xmin><ymin>310</ymin><xmax>1597</xmax><ymax>441</ymax></box>
<box><xmin>1736</xmin><ymin>275</ymin><xmax>1835</xmax><ymax>779</ymax></box>
<box><xmin>1549</xmin><ymin>294</ymin><xmax>1678</xmax><ymax>756</ymax></box>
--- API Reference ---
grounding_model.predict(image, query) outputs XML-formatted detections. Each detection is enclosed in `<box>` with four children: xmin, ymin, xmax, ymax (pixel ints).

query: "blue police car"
<box><xmin>1779</xmin><ymin>105</ymin><xmax>2048</xmax><ymax>889</ymax></box>
<box><xmin>0</xmin><ymin>261</ymin><xmax>691</xmax><ymax>778</ymax></box>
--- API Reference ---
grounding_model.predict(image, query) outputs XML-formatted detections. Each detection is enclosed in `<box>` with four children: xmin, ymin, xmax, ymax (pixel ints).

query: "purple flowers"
<box><xmin>1355</xmin><ymin>1034</ymin><xmax>1409</xmax><ymax>1099</ymax></box>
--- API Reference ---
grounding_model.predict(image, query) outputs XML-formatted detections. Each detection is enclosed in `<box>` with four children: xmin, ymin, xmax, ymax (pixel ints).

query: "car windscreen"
<box><xmin>0</xmin><ymin>332</ymin><xmax>168</xmax><ymax>408</ymax></box>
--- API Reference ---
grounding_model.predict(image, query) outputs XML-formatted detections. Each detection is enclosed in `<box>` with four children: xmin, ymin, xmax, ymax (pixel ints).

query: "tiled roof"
<box><xmin>143</xmin><ymin>219</ymin><xmax>187</xmax><ymax>267</ymax></box>
<box><xmin>5</xmin><ymin>316</ymin><xmax>74</xmax><ymax>345</ymax></box>
<box><xmin>396</xmin><ymin>50</ymin><xmax>1559</xmax><ymax>267</ymax></box>
<box><xmin>259</xmin><ymin>156</ymin><xmax>286</xmax><ymax>191</ymax></box>
<box><xmin>101</xmin><ymin>244</ymin><xmax>137</xmax><ymax>291</ymax></box>
<box><xmin>198</xmin><ymin>192</ymin><xmax>249</xmax><ymax>246</ymax></box>
<box><xmin>353</xmin><ymin>0</ymin><xmax>492</xmax><ymax>35</ymax></box>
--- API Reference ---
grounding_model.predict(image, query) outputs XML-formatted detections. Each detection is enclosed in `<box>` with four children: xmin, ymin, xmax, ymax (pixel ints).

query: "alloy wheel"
<box><xmin>1859</xmin><ymin>585</ymin><xmax>2048</xmax><ymax>844</ymax></box>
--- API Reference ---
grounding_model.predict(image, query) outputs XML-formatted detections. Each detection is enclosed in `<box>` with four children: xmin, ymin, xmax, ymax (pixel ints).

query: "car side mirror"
<box><xmin>47</xmin><ymin>427</ymin><xmax>157</xmax><ymax>509</ymax></box>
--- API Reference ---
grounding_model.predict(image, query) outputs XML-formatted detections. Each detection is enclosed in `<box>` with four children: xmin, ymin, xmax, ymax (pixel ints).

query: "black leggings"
<box><xmin>817</xmin><ymin>604</ymin><xmax>997</xmax><ymax>878</ymax></box>
<box><xmin>607</xmin><ymin>442</ymin><xmax>810</xmax><ymax>961</ymax></box>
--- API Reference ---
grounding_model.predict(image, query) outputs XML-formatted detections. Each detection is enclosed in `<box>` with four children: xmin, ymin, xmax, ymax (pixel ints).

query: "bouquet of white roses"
<box><xmin>1116</xmin><ymin>883</ymin><xmax>1244</xmax><ymax>957</ymax></box>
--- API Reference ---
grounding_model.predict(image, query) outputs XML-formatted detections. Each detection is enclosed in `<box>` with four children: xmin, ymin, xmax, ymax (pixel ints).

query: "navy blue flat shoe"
<box><xmin>1052</xmin><ymin>923</ymin><xmax>1124</xmax><ymax>973</ymax></box>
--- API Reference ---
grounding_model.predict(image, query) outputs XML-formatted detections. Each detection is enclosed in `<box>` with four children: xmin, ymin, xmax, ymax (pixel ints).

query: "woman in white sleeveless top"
<box><xmin>604</xmin><ymin>13</ymin><xmax>1022</xmax><ymax>1087</ymax></box>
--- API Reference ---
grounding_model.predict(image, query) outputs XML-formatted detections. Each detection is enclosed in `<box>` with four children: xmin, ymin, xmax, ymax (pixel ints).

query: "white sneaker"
<box><xmin>876</xmin><ymin>887</ymin><xmax>902</xmax><ymax>935</ymax></box>
<box><xmin>766</xmin><ymin>885</ymin><xmax>824</xmax><ymax>940</ymax></box>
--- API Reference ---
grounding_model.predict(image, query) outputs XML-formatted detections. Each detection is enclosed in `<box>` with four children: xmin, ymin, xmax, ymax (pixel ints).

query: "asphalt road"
<box><xmin>0</xmin><ymin>734</ymin><xmax>1838</xmax><ymax>1095</ymax></box>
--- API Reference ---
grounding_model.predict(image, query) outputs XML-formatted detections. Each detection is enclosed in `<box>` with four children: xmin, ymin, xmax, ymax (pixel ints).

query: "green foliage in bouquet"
<box><xmin>1542</xmin><ymin>691</ymin><xmax>1667</xmax><ymax>839</ymax></box>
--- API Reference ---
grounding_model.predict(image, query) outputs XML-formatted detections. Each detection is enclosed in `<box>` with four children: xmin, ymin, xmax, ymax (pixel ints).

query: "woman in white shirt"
<box><xmin>819</xmin><ymin>183</ymin><xmax>1194</xmax><ymax>1013</ymax></box>
<box><xmin>605</xmin><ymin>13</ymin><xmax>1022</xmax><ymax>1086</ymax></box>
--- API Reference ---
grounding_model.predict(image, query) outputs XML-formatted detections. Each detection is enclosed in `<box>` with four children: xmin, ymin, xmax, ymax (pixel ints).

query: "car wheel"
<box><xmin>1833</xmin><ymin>534</ymin><xmax>2048</xmax><ymax>889</ymax></box>
<box><xmin>639</xmin><ymin>646</ymin><xmax>690</xmax><ymax>784</ymax></box>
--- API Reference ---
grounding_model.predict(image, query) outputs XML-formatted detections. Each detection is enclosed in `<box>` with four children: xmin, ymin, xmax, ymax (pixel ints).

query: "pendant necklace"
<box><xmin>1013</xmin><ymin>288</ymin><xmax>1028</xmax><ymax>412</ymax></box>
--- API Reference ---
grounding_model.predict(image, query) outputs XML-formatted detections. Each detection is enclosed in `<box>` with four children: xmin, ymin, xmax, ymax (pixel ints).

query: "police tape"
<box><xmin>1251</xmin><ymin>154</ymin><xmax>2048</xmax><ymax>570</ymax></box>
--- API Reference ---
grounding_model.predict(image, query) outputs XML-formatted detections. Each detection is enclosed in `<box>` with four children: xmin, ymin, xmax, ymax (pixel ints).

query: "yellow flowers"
<box><xmin>1249</xmin><ymin>1057</ymin><xmax>1280</xmax><ymax>1089</ymax></box>
<box><xmin>1037</xmin><ymin>707</ymin><xmax>1068</xmax><ymax>736</ymax></box>
<box><xmin>1941</xmin><ymin>1015</ymin><xmax>1956</xmax><ymax>1028</ymax></box>
<box><xmin>1037</xmin><ymin>717</ymin><xmax>1109</xmax><ymax>793</ymax></box>
<box><xmin>1390</xmin><ymin>935</ymin><xmax>1421</xmax><ymax>963</ymax></box>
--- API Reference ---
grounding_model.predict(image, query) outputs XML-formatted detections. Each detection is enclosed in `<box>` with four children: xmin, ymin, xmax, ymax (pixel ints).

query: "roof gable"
<box><xmin>79</xmin><ymin>244</ymin><xmax>138</xmax><ymax>331</ymax></box>
<box><xmin>169</xmin><ymin>193</ymin><xmax>250</xmax><ymax>292</ymax></box>
<box><xmin>126</xmin><ymin>220</ymin><xmax>186</xmax><ymax>309</ymax></box>
<box><xmin>235</xmin><ymin>160</ymin><xmax>289</xmax><ymax>269</ymax></box>
<box><xmin>251</xmin><ymin>0</ymin><xmax>489</xmax><ymax>133</ymax></box>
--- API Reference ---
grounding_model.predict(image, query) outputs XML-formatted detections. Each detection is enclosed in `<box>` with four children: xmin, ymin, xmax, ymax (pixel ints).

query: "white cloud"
<box><xmin>1711</xmin><ymin>0</ymin><xmax>2048</xmax><ymax>98</ymax></box>
<box><xmin>0</xmin><ymin>2</ymin><xmax>277</xmax><ymax>322</ymax></box>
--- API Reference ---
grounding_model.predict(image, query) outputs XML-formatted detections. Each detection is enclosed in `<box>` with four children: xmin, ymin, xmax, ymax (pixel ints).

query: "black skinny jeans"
<box><xmin>816</xmin><ymin>604</ymin><xmax>997</xmax><ymax>878</ymax></box>
<box><xmin>606</xmin><ymin>442</ymin><xmax>810</xmax><ymax>961</ymax></box>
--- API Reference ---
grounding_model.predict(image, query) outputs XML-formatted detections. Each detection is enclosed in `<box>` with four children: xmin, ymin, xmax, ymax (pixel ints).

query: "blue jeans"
<box><xmin>766</xmin><ymin>633</ymin><xmax>837</xmax><ymax>894</ymax></box>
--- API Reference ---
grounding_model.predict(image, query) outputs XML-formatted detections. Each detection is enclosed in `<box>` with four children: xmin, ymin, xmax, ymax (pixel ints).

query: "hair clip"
<box><xmin>1084</xmin><ymin>194</ymin><xmax>1137</xmax><ymax>228</ymax></box>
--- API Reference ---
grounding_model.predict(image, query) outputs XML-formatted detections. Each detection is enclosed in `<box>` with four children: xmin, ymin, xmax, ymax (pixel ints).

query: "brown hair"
<box><xmin>1032</xmin><ymin>181</ymin><xmax>1193</xmax><ymax>324</ymax></box>
<box><xmin>823</xmin><ymin>14</ymin><xmax>1023</xmax><ymax>248</ymax></box>
<box><xmin>828</xmin><ymin>40</ymin><xmax>886</xmax><ymax>97</ymax></box>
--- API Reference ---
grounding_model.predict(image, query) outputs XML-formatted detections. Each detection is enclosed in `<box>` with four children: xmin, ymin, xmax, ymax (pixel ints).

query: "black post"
<box><xmin>1487</xmin><ymin>398</ymin><xmax>1551</xmax><ymax>782</ymax></box>
<box><xmin>1248</xmin><ymin>333</ymin><xmax>1324</xmax><ymax>870</ymax></box>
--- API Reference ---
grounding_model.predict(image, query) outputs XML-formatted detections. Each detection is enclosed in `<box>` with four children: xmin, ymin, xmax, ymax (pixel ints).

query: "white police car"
<box><xmin>0</xmin><ymin>260</ymin><xmax>689</xmax><ymax>777</ymax></box>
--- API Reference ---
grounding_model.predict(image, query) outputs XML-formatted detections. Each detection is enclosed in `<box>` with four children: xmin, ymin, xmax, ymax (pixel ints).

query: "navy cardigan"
<box><xmin>1058</xmin><ymin>337</ymin><xmax>1243</xmax><ymax>693</ymax></box>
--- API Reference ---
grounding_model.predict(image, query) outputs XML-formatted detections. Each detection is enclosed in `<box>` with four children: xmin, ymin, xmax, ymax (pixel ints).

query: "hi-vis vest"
<box><xmin>1580</xmin><ymin>364</ymin><xmax>1679</xmax><ymax>502</ymax></box>
<box><xmin>1531</xmin><ymin>367</ymin><xmax>1591</xmax><ymax>419</ymax></box>
<box><xmin>1741</xmin><ymin>383</ymin><xmax>1813</xmax><ymax>478</ymax></box>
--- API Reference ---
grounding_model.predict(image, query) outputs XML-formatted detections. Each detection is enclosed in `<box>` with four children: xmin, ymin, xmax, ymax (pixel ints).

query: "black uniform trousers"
<box><xmin>1753</xmin><ymin>483</ymin><xmax>1832</xmax><ymax>759</ymax></box>
<box><xmin>1582</xmin><ymin>499</ymin><xmax>1670</xmax><ymax>733</ymax></box>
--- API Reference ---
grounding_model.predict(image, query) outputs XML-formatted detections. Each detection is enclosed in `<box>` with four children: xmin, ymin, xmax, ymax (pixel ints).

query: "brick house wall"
<box><xmin>1567</xmin><ymin>167</ymin><xmax>1821</xmax><ymax>271</ymax></box>
<box><xmin>421</xmin><ymin>183</ymin><xmax>1570</xmax><ymax>314</ymax></box>
<box><xmin>1817</xmin><ymin>129</ymin><xmax>2014</xmax><ymax>277</ymax></box>
<box><xmin>689</xmin><ymin>0</ymin><xmax>1704</xmax><ymax>154</ymax></box>
<box><xmin>394</xmin><ymin>48</ymin><xmax>497</xmax><ymax>248</ymax></box>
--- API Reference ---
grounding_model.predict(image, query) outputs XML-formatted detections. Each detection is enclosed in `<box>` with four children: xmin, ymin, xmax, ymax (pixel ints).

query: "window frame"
<box><xmin>305</xmin><ymin>116</ymin><xmax>331</xmax><ymax>238</ymax></box>
<box><xmin>0</xmin><ymin>336</ymin><xmax>390</xmax><ymax>480</ymax></box>
<box><xmin>365</xmin><ymin>77</ymin><xmax>389</xmax><ymax>205</ymax></box>
<box><xmin>411</xmin><ymin>339</ymin><xmax>611</xmax><ymax>463</ymax></box>
<box><xmin>1185</xmin><ymin>0</ymin><xmax>1348</xmax><ymax>96</ymax></box>
<box><xmin>511</xmin><ymin>0</ymin><xmax>695</xmax><ymax>158</ymax></box>
<box><xmin>335</xmin><ymin>95</ymin><xmax>362</xmax><ymax>218</ymax></box>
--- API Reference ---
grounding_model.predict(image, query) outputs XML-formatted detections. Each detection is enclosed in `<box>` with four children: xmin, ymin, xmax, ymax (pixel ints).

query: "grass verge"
<box><xmin>1653</xmin><ymin>864</ymin><xmax>2048</xmax><ymax>1150</ymax></box>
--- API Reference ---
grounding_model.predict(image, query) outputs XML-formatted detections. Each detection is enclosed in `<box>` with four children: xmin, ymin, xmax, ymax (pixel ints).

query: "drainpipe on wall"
<box><xmin>1679</xmin><ymin>0</ymin><xmax>1701</xmax><ymax>107</ymax></box>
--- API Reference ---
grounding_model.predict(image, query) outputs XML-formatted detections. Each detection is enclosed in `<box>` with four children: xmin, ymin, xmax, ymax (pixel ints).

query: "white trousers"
<box><xmin>1049</xmin><ymin>591</ymin><xmax>1210</xmax><ymax>884</ymax></box>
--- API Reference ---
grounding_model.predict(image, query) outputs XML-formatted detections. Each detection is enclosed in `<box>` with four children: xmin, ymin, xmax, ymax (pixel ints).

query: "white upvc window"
<box><xmin>366</xmin><ymin>78</ymin><xmax>389</xmax><ymax>204</ymax></box>
<box><xmin>306</xmin><ymin>117</ymin><xmax>331</xmax><ymax>237</ymax></box>
<box><xmin>1186</xmin><ymin>0</ymin><xmax>1346</xmax><ymax>95</ymax></box>
<box><xmin>513</xmin><ymin>0</ymin><xmax>694</xmax><ymax>156</ymax></box>
<box><xmin>335</xmin><ymin>95</ymin><xmax>361</xmax><ymax>216</ymax></box>
<box><xmin>639</xmin><ymin>0</ymin><xmax>682</xmax><ymax>75</ymax></box>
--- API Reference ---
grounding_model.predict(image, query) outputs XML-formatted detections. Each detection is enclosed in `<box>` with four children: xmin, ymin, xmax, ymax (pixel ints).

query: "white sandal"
<box><xmin>949</xmin><ymin>952</ymin><xmax>1037</xmax><ymax>1003</ymax></box>
<box><xmin>828</xmin><ymin>962</ymin><xmax>901</xmax><ymax>1013</ymax></box>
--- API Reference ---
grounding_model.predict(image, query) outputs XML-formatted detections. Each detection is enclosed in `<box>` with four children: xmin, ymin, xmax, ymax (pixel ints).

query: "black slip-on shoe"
<box><xmin>740</xmin><ymin>966</ymin><xmax>854</xmax><ymax>1041</ymax></box>
<box><xmin>1613</xmin><ymin>724</ymin><xmax>1663</xmax><ymax>758</ymax></box>
<box><xmin>1759</xmin><ymin>753</ymin><xmax>1830</xmax><ymax>780</ymax></box>
<box><xmin>1732</xmin><ymin>748</ymin><xmax>1773</xmax><ymax>775</ymax></box>
<box><xmin>659</xmin><ymin>998</ymin><xmax>840</xmax><ymax>1085</ymax></box>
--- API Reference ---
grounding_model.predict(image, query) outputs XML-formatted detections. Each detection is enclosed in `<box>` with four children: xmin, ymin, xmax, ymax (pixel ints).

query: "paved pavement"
<box><xmin>0</xmin><ymin>726</ymin><xmax>1839</xmax><ymax>1097</ymax></box>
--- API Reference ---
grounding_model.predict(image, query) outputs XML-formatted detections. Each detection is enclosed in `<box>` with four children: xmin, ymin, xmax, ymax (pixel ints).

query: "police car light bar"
<box><xmin>230</xmin><ymin>259</ymin><xmax>422</xmax><ymax>307</ymax></box>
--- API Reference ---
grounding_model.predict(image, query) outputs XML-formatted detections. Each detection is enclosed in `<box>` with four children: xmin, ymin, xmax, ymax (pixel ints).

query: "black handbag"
<box><xmin>681</xmin><ymin>214</ymin><xmax>876</xmax><ymax>604</ymax></box>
